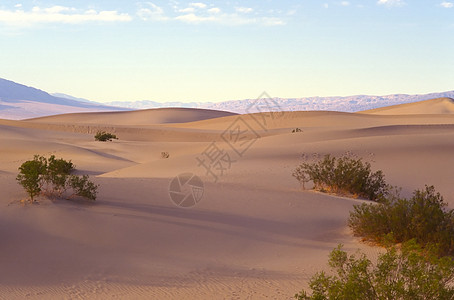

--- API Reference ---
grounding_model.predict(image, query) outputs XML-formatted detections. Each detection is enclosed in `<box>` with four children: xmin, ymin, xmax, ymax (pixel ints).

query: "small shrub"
<box><xmin>17</xmin><ymin>155</ymin><xmax>98</xmax><ymax>203</ymax></box>
<box><xmin>292</xmin><ymin>128</ymin><xmax>303</xmax><ymax>133</ymax></box>
<box><xmin>161</xmin><ymin>151</ymin><xmax>170</xmax><ymax>159</ymax></box>
<box><xmin>95</xmin><ymin>131</ymin><xmax>118</xmax><ymax>142</ymax></box>
<box><xmin>293</xmin><ymin>154</ymin><xmax>389</xmax><ymax>201</ymax></box>
<box><xmin>67</xmin><ymin>175</ymin><xmax>98</xmax><ymax>201</ymax></box>
<box><xmin>16</xmin><ymin>155</ymin><xmax>47</xmax><ymax>202</ymax></box>
<box><xmin>295</xmin><ymin>241</ymin><xmax>454</xmax><ymax>300</ymax></box>
<box><xmin>292</xmin><ymin>164</ymin><xmax>310</xmax><ymax>190</ymax></box>
<box><xmin>349</xmin><ymin>185</ymin><xmax>454</xmax><ymax>256</ymax></box>
<box><xmin>44</xmin><ymin>155</ymin><xmax>74</xmax><ymax>196</ymax></box>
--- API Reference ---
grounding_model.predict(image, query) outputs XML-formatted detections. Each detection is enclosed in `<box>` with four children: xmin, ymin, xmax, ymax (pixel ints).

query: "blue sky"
<box><xmin>0</xmin><ymin>0</ymin><xmax>453</xmax><ymax>103</ymax></box>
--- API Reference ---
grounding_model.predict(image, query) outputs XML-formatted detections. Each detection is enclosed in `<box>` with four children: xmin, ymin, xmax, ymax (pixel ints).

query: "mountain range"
<box><xmin>0</xmin><ymin>78</ymin><xmax>127</xmax><ymax>120</ymax></box>
<box><xmin>105</xmin><ymin>91</ymin><xmax>454</xmax><ymax>114</ymax></box>
<box><xmin>0</xmin><ymin>77</ymin><xmax>453</xmax><ymax>119</ymax></box>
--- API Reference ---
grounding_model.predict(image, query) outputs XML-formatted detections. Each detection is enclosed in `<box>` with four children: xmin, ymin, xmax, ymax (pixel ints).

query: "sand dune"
<box><xmin>1</xmin><ymin>98</ymin><xmax>453</xmax><ymax>299</ymax></box>
<box><xmin>361</xmin><ymin>97</ymin><xmax>454</xmax><ymax>115</ymax></box>
<box><xmin>26</xmin><ymin>107</ymin><xmax>237</xmax><ymax>125</ymax></box>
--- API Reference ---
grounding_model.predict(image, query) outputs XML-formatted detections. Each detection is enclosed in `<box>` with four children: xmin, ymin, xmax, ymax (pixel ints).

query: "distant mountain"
<box><xmin>50</xmin><ymin>93</ymin><xmax>94</xmax><ymax>103</ymax></box>
<box><xmin>106</xmin><ymin>100</ymin><xmax>207</xmax><ymax>110</ymax></box>
<box><xmin>2</xmin><ymin>77</ymin><xmax>453</xmax><ymax>119</ymax></box>
<box><xmin>105</xmin><ymin>91</ymin><xmax>454</xmax><ymax>114</ymax></box>
<box><xmin>0</xmin><ymin>78</ymin><xmax>128</xmax><ymax>120</ymax></box>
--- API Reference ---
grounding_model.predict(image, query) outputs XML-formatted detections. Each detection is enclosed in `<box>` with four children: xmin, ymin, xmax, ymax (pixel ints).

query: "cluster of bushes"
<box><xmin>161</xmin><ymin>151</ymin><xmax>170</xmax><ymax>159</ymax></box>
<box><xmin>293</xmin><ymin>154</ymin><xmax>388</xmax><ymax>201</ymax></box>
<box><xmin>95</xmin><ymin>131</ymin><xmax>118</xmax><ymax>142</ymax></box>
<box><xmin>349</xmin><ymin>185</ymin><xmax>454</xmax><ymax>257</ymax></box>
<box><xmin>293</xmin><ymin>154</ymin><xmax>454</xmax><ymax>256</ymax></box>
<box><xmin>16</xmin><ymin>155</ymin><xmax>98</xmax><ymax>203</ymax></box>
<box><xmin>295</xmin><ymin>240</ymin><xmax>454</xmax><ymax>299</ymax></box>
<box><xmin>293</xmin><ymin>154</ymin><xmax>454</xmax><ymax>298</ymax></box>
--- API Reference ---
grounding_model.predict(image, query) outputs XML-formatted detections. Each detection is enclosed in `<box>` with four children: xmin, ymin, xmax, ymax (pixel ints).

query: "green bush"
<box><xmin>44</xmin><ymin>155</ymin><xmax>74</xmax><ymax>196</ymax></box>
<box><xmin>295</xmin><ymin>240</ymin><xmax>454</xmax><ymax>300</ymax></box>
<box><xmin>16</xmin><ymin>155</ymin><xmax>47</xmax><ymax>202</ymax></box>
<box><xmin>67</xmin><ymin>175</ymin><xmax>98</xmax><ymax>201</ymax></box>
<box><xmin>16</xmin><ymin>155</ymin><xmax>98</xmax><ymax>203</ymax></box>
<box><xmin>293</xmin><ymin>154</ymin><xmax>389</xmax><ymax>201</ymax></box>
<box><xmin>95</xmin><ymin>131</ymin><xmax>118</xmax><ymax>142</ymax></box>
<box><xmin>349</xmin><ymin>185</ymin><xmax>454</xmax><ymax>256</ymax></box>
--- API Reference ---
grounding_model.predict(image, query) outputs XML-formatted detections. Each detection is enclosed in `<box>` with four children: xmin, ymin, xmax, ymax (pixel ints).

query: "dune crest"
<box><xmin>25</xmin><ymin>107</ymin><xmax>237</xmax><ymax>125</ymax></box>
<box><xmin>361</xmin><ymin>97</ymin><xmax>454</xmax><ymax>115</ymax></box>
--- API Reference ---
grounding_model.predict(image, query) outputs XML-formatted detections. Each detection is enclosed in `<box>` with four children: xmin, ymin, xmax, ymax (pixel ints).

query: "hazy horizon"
<box><xmin>1</xmin><ymin>0</ymin><xmax>453</xmax><ymax>103</ymax></box>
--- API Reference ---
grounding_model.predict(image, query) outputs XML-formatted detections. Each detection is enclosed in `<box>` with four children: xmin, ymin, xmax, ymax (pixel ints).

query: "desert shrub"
<box><xmin>295</xmin><ymin>240</ymin><xmax>454</xmax><ymax>300</ymax></box>
<box><xmin>67</xmin><ymin>175</ymin><xmax>98</xmax><ymax>201</ymax></box>
<box><xmin>95</xmin><ymin>131</ymin><xmax>118</xmax><ymax>142</ymax></box>
<box><xmin>292</xmin><ymin>128</ymin><xmax>303</xmax><ymax>133</ymax></box>
<box><xmin>349</xmin><ymin>185</ymin><xmax>454</xmax><ymax>256</ymax></box>
<box><xmin>17</xmin><ymin>155</ymin><xmax>97</xmax><ymax>203</ymax></box>
<box><xmin>293</xmin><ymin>154</ymin><xmax>388</xmax><ymax>201</ymax></box>
<box><xmin>161</xmin><ymin>151</ymin><xmax>170</xmax><ymax>159</ymax></box>
<box><xmin>44</xmin><ymin>155</ymin><xmax>74</xmax><ymax>195</ymax></box>
<box><xmin>293</xmin><ymin>164</ymin><xmax>310</xmax><ymax>190</ymax></box>
<box><xmin>16</xmin><ymin>155</ymin><xmax>47</xmax><ymax>202</ymax></box>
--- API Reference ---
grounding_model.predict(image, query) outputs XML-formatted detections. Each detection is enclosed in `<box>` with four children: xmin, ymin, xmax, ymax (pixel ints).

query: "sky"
<box><xmin>0</xmin><ymin>0</ymin><xmax>453</xmax><ymax>103</ymax></box>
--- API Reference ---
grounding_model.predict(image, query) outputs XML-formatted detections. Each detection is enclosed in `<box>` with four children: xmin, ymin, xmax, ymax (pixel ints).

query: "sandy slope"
<box><xmin>26</xmin><ymin>107</ymin><xmax>237</xmax><ymax>125</ymax></box>
<box><xmin>361</xmin><ymin>97</ymin><xmax>454</xmax><ymax>115</ymax></box>
<box><xmin>1</xmin><ymin>100</ymin><xmax>453</xmax><ymax>299</ymax></box>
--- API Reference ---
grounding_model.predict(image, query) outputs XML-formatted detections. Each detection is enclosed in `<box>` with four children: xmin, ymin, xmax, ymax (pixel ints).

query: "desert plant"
<box><xmin>295</xmin><ymin>240</ymin><xmax>454</xmax><ymax>300</ymax></box>
<box><xmin>161</xmin><ymin>151</ymin><xmax>170</xmax><ymax>159</ymax></box>
<box><xmin>292</xmin><ymin>165</ymin><xmax>310</xmax><ymax>190</ymax></box>
<box><xmin>293</xmin><ymin>154</ymin><xmax>388</xmax><ymax>201</ymax></box>
<box><xmin>292</xmin><ymin>128</ymin><xmax>303</xmax><ymax>133</ymax></box>
<box><xmin>95</xmin><ymin>131</ymin><xmax>118</xmax><ymax>142</ymax></box>
<box><xmin>349</xmin><ymin>185</ymin><xmax>454</xmax><ymax>256</ymax></box>
<box><xmin>43</xmin><ymin>155</ymin><xmax>74</xmax><ymax>195</ymax></box>
<box><xmin>16</xmin><ymin>155</ymin><xmax>47</xmax><ymax>202</ymax></box>
<box><xmin>67</xmin><ymin>175</ymin><xmax>98</xmax><ymax>201</ymax></box>
<box><xmin>17</xmin><ymin>155</ymin><xmax>98</xmax><ymax>203</ymax></box>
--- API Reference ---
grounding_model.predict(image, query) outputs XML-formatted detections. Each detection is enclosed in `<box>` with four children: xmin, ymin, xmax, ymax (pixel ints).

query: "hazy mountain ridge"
<box><xmin>0</xmin><ymin>78</ymin><xmax>127</xmax><ymax>119</ymax></box>
<box><xmin>1</xmin><ymin>77</ymin><xmax>453</xmax><ymax>119</ymax></box>
<box><xmin>50</xmin><ymin>93</ymin><xmax>95</xmax><ymax>104</ymax></box>
<box><xmin>1</xmin><ymin>78</ymin><xmax>97</xmax><ymax>108</ymax></box>
<box><xmin>106</xmin><ymin>91</ymin><xmax>454</xmax><ymax>114</ymax></box>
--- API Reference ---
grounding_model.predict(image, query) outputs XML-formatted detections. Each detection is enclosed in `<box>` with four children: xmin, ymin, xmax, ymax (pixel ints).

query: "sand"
<box><xmin>1</xmin><ymin>99</ymin><xmax>453</xmax><ymax>299</ymax></box>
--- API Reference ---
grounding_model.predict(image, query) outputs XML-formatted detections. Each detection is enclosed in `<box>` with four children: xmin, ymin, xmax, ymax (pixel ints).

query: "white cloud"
<box><xmin>377</xmin><ymin>0</ymin><xmax>405</xmax><ymax>7</ymax></box>
<box><xmin>140</xmin><ymin>2</ymin><xmax>284</xmax><ymax>26</ymax></box>
<box><xmin>341</xmin><ymin>1</ymin><xmax>351</xmax><ymax>6</ymax></box>
<box><xmin>440</xmin><ymin>1</ymin><xmax>454</xmax><ymax>8</ymax></box>
<box><xmin>207</xmin><ymin>7</ymin><xmax>221</xmax><ymax>14</ymax></box>
<box><xmin>323</xmin><ymin>3</ymin><xmax>329</xmax><ymax>8</ymax></box>
<box><xmin>42</xmin><ymin>6</ymin><xmax>76</xmax><ymax>14</ymax></box>
<box><xmin>14</xmin><ymin>4</ymin><xmax>22</xmax><ymax>8</ymax></box>
<box><xmin>175</xmin><ymin>13</ymin><xmax>215</xmax><ymax>23</ymax></box>
<box><xmin>178</xmin><ymin>7</ymin><xmax>195</xmax><ymax>13</ymax></box>
<box><xmin>0</xmin><ymin>6</ymin><xmax>131</xmax><ymax>26</ymax></box>
<box><xmin>235</xmin><ymin>7</ymin><xmax>253</xmax><ymax>13</ymax></box>
<box><xmin>190</xmin><ymin>3</ymin><xmax>207</xmax><ymax>9</ymax></box>
<box><xmin>137</xmin><ymin>3</ymin><xmax>168</xmax><ymax>21</ymax></box>
<box><xmin>174</xmin><ymin>12</ymin><xmax>284</xmax><ymax>26</ymax></box>
<box><xmin>261</xmin><ymin>17</ymin><xmax>285</xmax><ymax>26</ymax></box>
